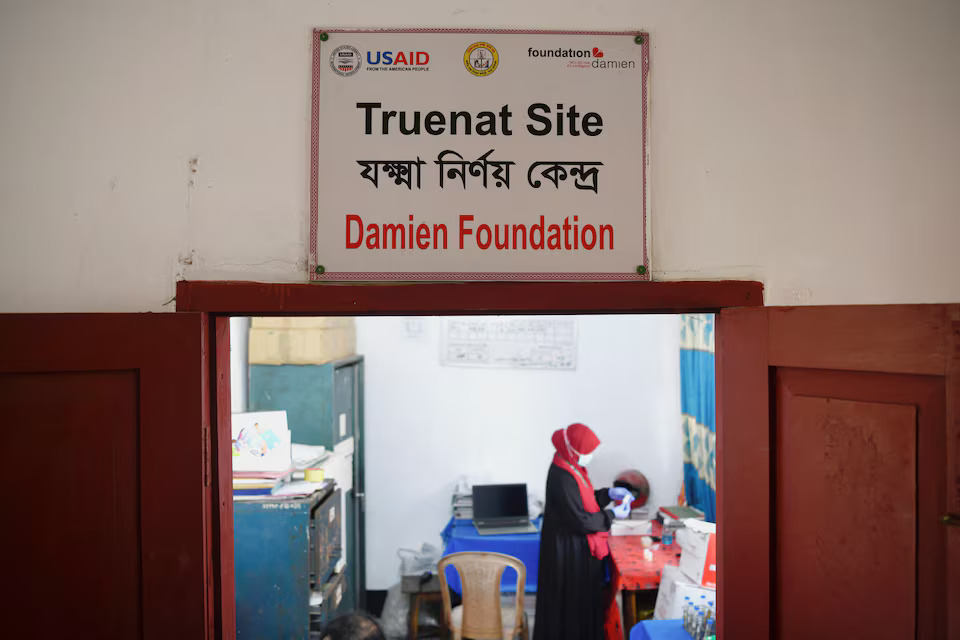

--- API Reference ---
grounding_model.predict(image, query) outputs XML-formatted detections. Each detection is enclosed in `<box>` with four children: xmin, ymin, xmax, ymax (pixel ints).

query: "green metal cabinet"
<box><xmin>249</xmin><ymin>359</ymin><xmax>357</xmax><ymax>449</ymax></box>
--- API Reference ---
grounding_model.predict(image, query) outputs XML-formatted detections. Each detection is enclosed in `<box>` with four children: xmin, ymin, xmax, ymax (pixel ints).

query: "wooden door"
<box><xmin>0</xmin><ymin>313</ymin><xmax>213</xmax><ymax>640</ymax></box>
<box><xmin>717</xmin><ymin>305</ymin><xmax>960</xmax><ymax>639</ymax></box>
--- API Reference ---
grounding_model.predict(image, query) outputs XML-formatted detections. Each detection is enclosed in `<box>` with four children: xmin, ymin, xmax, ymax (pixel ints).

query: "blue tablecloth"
<box><xmin>440</xmin><ymin>517</ymin><xmax>541</xmax><ymax>594</ymax></box>
<box><xmin>629</xmin><ymin>620</ymin><xmax>692</xmax><ymax>640</ymax></box>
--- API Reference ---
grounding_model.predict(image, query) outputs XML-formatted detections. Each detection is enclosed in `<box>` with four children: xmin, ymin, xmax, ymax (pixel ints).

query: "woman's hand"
<box><xmin>608</xmin><ymin>486</ymin><xmax>632</xmax><ymax>502</ymax></box>
<box><xmin>608</xmin><ymin>500</ymin><xmax>632</xmax><ymax>519</ymax></box>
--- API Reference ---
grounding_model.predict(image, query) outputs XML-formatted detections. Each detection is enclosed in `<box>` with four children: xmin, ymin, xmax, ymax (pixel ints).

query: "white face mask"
<box><xmin>578</xmin><ymin>453</ymin><xmax>594</xmax><ymax>467</ymax></box>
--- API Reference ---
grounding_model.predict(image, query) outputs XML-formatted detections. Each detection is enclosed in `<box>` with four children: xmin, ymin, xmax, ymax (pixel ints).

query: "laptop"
<box><xmin>472</xmin><ymin>483</ymin><xmax>539</xmax><ymax>535</ymax></box>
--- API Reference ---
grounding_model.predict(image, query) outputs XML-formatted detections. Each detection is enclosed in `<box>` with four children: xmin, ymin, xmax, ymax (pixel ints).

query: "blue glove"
<box><xmin>608</xmin><ymin>499</ymin><xmax>632</xmax><ymax>519</ymax></box>
<box><xmin>608</xmin><ymin>487</ymin><xmax>632</xmax><ymax>502</ymax></box>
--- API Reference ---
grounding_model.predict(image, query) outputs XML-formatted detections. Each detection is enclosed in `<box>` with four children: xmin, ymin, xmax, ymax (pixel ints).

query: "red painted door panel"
<box><xmin>718</xmin><ymin>305</ymin><xmax>959</xmax><ymax>639</ymax></box>
<box><xmin>0</xmin><ymin>314</ymin><xmax>211</xmax><ymax>640</ymax></box>
<box><xmin>775</xmin><ymin>369</ymin><xmax>946</xmax><ymax>639</ymax></box>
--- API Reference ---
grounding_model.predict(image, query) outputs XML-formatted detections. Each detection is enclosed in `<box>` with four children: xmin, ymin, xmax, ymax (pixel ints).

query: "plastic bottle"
<box><xmin>701</xmin><ymin>608</ymin><xmax>714</xmax><ymax>640</ymax></box>
<box><xmin>681</xmin><ymin>596</ymin><xmax>692</xmax><ymax>630</ymax></box>
<box><xmin>662</xmin><ymin>524</ymin><xmax>674</xmax><ymax>546</ymax></box>
<box><xmin>704</xmin><ymin>617</ymin><xmax>716</xmax><ymax>640</ymax></box>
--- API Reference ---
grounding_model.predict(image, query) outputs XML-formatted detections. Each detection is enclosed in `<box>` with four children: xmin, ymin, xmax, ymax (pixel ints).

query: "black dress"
<box><xmin>533</xmin><ymin>464</ymin><xmax>613</xmax><ymax>640</ymax></box>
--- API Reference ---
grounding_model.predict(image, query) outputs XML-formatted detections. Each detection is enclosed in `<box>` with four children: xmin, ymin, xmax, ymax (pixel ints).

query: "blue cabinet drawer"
<box><xmin>312</xmin><ymin>488</ymin><xmax>342</xmax><ymax>586</ymax></box>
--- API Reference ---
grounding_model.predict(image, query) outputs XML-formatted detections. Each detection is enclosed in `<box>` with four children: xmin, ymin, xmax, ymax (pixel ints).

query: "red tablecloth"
<box><xmin>604</xmin><ymin>523</ymin><xmax>683</xmax><ymax>640</ymax></box>
<box><xmin>609</xmin><ymin>523</ymin><xmax>682</xmax><ymax>591</ymax></box>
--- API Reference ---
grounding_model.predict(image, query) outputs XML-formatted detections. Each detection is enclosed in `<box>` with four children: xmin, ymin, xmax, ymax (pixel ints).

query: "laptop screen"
<box><xmin>472</xmin><ymin>484</ymin><xmax>529</xmax><ymax>521</ymax></box>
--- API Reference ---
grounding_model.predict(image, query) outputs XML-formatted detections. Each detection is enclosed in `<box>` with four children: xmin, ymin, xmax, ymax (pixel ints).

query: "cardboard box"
<box><xmin>653</xmin><ymin>564</ymin><xmax>716</xmax><ymax>620</ymax></box>
<box><xmin>251</xmin><ymin>317</ymin><xmax>354</xmax><ymax>330</ymax></box>
<box><xmin>677</xmin><ymin>520</ymin><xmax>717</xmax><ymax>588</ymax></box>
<box><xmin>248</xmin><ymin>325</ymin><xmax>356</xmax><ymax>365</ymax></box>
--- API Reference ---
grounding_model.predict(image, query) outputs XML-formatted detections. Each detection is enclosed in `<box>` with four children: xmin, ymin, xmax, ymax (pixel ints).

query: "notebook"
<box><xmin>472</xmin><ymin>483</ymin><xmax>538</xmax><ymax>535</ymax></box>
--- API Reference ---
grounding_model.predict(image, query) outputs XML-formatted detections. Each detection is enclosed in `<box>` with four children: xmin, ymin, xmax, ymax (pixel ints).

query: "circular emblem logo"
<box><xmin>464</xmin><ymin>42</ymin><xmax>498</xmax><ymax>76</ymax></box>
<box><xmin>330</xmin><ymin>45</ymin><xmax>361</xmax><ymax>77</ymax></box>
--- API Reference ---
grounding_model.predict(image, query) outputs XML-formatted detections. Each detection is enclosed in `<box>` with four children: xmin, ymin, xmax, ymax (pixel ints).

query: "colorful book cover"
<box><xmin>231</xmin><ymin>410</ymin><xmax>292</xmax><ymax>473</ymax></box>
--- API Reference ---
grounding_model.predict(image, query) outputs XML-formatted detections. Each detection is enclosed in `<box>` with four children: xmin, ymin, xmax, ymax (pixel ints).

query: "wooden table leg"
<box><xmin>621</xmin><ymin>589</ymin><xmax>638</xmax><ymax>635</ymax></box>
<box><xmin>409</xmin><ymin>593</ymin><xmax>420</xmax><ymax>639</ymax></box>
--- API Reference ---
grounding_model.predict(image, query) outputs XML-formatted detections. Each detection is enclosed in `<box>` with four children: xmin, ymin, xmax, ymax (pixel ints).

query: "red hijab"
<box><xmin>551</xmin><ymin>423</ymin><xmax>610</xmax><ymax>559</ymax></box>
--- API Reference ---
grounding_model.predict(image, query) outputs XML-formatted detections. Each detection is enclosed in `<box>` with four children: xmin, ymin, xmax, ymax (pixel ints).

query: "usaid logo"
<box><xmin>366</xmin><ymin>51</ymin><xmax>430</xmax><ymax>67</ymax></box>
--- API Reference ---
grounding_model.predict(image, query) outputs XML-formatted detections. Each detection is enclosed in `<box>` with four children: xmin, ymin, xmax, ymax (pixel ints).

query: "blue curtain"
<box><xmin>680</xmin><ymin>314</ymin><xmax>716</xmax><ymax>523</ymax></box>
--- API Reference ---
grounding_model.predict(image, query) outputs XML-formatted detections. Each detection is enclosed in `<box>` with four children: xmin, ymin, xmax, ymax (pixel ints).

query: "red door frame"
<box><xmin>177</xmin><ymin>279</ymin><xmax>763</xmax><ymax>639</ymax></box>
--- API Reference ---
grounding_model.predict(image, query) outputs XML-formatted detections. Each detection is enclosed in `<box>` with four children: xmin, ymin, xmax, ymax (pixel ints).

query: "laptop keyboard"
<box><xmin>475</xmin><ymin>522</ymin><xmax>538</xmax><ymax>535</ymax></box>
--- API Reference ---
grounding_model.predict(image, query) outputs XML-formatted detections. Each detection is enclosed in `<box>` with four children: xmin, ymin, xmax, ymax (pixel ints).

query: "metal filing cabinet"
<box><xmin>248</xmin><ymin>355</ymin><xmax>366</xmax><ymax>611</ymax></box>
<box><xmin>234</xmin><ymin>483</ymin><xmax>344</xmax><ymax>639</ymax></box>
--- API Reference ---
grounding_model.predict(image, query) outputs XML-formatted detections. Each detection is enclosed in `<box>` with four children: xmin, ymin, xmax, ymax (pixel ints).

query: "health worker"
<box><xmin>533</xmin><ymin>423</ymin><xmax>632</xmax><ymax>640</ymax></box>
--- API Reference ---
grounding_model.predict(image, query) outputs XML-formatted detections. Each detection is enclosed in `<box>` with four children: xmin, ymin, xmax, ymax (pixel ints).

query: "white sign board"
<box><xmin>440</xmin><ymin>316</ymin><xmax>577</xmax><ymax>370</ymax></box>
<box><xmin>311</xmin><ymin>29</ymin><xmax>650</xmax><ymax>281</ymax></box>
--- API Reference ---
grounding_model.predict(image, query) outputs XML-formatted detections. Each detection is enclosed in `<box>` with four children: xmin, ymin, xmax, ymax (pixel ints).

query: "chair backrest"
<box><xmin>437</xmin><ymin>551</ymin><xmax>526</xmax><ymax>640</ymax></box>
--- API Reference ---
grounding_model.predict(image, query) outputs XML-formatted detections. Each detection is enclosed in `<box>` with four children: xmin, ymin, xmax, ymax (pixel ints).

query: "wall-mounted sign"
<box><xmin>311</xmin><ymin>29</ymin><xmax>650</xmax><ymax>281</ymax></box>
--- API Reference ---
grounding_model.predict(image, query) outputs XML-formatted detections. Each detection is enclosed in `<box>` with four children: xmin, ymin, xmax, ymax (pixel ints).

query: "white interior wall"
<box><xmin>354</xmin><ymin>314</ymin><xmax>682</xmax><ymax>590</ymax></box>
<box><xmin>230</xmin><ymin>316</ymin><xmax>250</xmax><ymax>413</ymax></box>
<box><xmin>2</xmin><ymin>0</ymin><xmax>959</xmax><ymax>312</ymax></box>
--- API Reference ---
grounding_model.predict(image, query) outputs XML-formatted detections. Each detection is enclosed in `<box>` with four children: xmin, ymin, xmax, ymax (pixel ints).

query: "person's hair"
<box><xmin>320</xmin><ymin>611</ymin><xmax>386</xmax><ymax>640</ymax></box>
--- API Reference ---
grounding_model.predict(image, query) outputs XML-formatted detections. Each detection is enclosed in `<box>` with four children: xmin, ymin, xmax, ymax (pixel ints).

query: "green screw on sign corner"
<box><xmin>315</xmin><ymin>265</ymin><xmax>325</xmax><ymax>275</ymax></box>
<box><xmin>635</xmin><ymin>35</ymin><xmax>644</xmax><ymax>45</ymax></box>
<box><xmin>319</xmin><ymin>32</ymin><xmax>330</xmax><ymax>42</ymax></box>
<box><xmin>636</xmin><ymin>265</ymin><xmax>647</xmax><ymax>275</ymax></box>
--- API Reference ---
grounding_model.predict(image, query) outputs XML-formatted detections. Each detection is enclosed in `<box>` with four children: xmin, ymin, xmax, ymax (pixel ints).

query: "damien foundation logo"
<box><xmin>527</xmin><ymin>45</ymin><xmax>635</xmax><ymax>70</ymax></box>
<box><xmin>330</xmin><ymin>45</ymin><xmax>362</xmax><ymax>76</ymax></box>
<box><xmin>464</xmin><ymin>42</ymin><xmax>498</xmax><ymax>76</ymax></box>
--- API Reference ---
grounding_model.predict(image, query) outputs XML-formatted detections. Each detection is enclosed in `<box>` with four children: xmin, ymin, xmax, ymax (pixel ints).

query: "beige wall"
<box><xmin>1</xmin><ymin>0</ymin><xmax>958</xmax><ymax>311</ymax></box>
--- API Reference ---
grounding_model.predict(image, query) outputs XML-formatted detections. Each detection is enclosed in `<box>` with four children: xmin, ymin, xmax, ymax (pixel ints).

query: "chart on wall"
<box><xmin>311</xmin><ymin>29</ymin><xmax>650</xmax><ymax>281</ymax></box>
<box><xmin>440</xmin><ymin>317</ymin><xmax>577</xmax><ymax>370</ymax></box>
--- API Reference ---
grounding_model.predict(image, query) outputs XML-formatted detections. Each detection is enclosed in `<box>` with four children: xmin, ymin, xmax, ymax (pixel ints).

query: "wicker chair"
<box><xmin>437</xmin><ymin>551</ymin><xmax>529</xmax><ymax>640</ymax></box>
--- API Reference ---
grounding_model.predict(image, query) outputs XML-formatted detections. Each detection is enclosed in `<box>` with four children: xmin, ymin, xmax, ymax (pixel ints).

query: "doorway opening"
<box><xmin>228</xmin><ymin>313</ymin><xmax>713</xmax><ymax>636</ymax></box>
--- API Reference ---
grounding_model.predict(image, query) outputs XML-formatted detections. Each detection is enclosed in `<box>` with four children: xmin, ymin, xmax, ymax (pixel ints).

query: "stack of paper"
<box><xmin>292</xmin><ymin>443</ymin><xmax>329</xmax><ymax>470</ymax></box>
<box><xmin>231</xmin><ymin>411</ymin><xmax>298</xmax><ymax>499</ymax></box>
<box><xmin>452</xmin><ymin>492</ymin><xmax>473</xmax><ymax>519</ymax></box>
<box><xmin>271</xmin><ymin>479</ymin><xmax>331</xmax><ymax>497</ymax></box>
<box><xmin>233</xmin><ymin>476</ymin><xmax>281</xmax><ymax>496</ymax></box>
